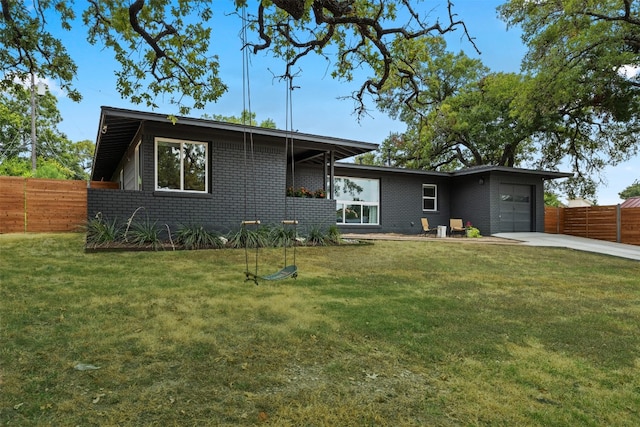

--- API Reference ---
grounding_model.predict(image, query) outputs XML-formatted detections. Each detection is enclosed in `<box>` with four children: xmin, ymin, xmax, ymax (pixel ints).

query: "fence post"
<box><xmin>617</xmin><ymin>204</ymin><xmax>621</xmax><ymax>243</ymax></box>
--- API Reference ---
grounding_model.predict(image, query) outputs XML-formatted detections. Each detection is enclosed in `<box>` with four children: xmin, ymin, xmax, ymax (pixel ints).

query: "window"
<box><xmin>155</xmin><ymin>138</ymin><xmax>207</xmax><ymax>192</ymax></box>
<box><xmin>422</xmin><ymin>184</ymin><xmax>437</xmax><ymax>211</ymax></box>
<box><xmin>334</xmin><ymin>177</ymin><xmax>379</xmax><ymax>225</ymax></box>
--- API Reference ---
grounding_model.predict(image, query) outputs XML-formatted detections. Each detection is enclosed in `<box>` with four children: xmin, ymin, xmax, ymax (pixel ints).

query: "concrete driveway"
<box><xmin>493</xmin><ymin>232</ymin><xmax>640</xmax><ymax>261</ymax></box>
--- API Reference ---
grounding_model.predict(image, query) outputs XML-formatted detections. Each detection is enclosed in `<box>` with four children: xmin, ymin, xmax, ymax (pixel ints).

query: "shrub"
<box><xmin>268</xmin><ymin>224</ymin><xmax>297</xmax><ymax>247</ymax></box>
<box><xmin>126</xmin><ymin>218</ymin><xmax>162</xmax><ymax>249</ymax></box>
<box><xmin>227</xmin><ymin>225</ymin><xmax>267</xmax><ymax>249</ymax></box>
<box><xmin>305</xmin><ymin>225</ymin><xmax>327</xmax><ymax>246</ymax></box>
<box><xmin>86</xmin><ymin>213</ymin><xmax>121</xmax><ymax>247</ymax></box>
<box><xmin>326</xmin><ymin>225</ymin><xmax>342</xmax><ymax>245</ymax></box>
<box><xmin>176</xmin><ymin>224</ymin><xmax>224</xmax><ymax>250</ymax></box>
<box><xmin>466</xmin><ymin>226</ymin><xmax>481</xmax><ymax>238</ymax></box>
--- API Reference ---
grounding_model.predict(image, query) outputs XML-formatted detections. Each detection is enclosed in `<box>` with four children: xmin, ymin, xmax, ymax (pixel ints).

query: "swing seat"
<box><xmin>246</xmin><ymin>265</ymin><xmax>298</xmax><ymax>283</ymax></box>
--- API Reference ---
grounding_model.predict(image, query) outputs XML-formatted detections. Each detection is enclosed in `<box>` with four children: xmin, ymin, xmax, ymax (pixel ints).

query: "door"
<box><xmin>499</xmin><ymin>184</ymin><xmax>532</xmax><ymax>232</ymax></box>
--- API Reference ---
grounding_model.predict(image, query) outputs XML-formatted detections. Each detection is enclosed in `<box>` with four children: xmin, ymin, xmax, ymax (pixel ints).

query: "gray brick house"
<box><xmin>89</xmin><ymin>106</ymin><xmax>571</xmax><ymax>236</ymax></box>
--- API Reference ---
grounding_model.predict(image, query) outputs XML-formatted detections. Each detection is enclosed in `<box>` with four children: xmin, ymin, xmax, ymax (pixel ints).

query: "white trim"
<box><xmin>422</xmin><ymin>184</ymin><xmax>437</xmax><ymax>211</ymax></box>
<box><xmin>334</xmin><ymin>176</ymin><xmax>380</xmax><ymax>225</ymax></box>
<box><xmin>154</xmin><ymin>137</ymin><xmax>208</xmax><ymax>193</ymax></box>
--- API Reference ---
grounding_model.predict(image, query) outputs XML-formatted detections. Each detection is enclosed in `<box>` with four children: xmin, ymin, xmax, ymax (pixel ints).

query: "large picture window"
<box><xmin>422</xmin><ymin>184</ymin><xmax>437</xmax><ymax>211</ymax></box>
<box><xmin>155</xmin><ymin>138</ymin><xmax>207</xmax><ymax>192</ymax></box>
<box><xmin>335</xmin><ymin>177</ymin><xmax>379</xmax><ymax>225</ymax></box>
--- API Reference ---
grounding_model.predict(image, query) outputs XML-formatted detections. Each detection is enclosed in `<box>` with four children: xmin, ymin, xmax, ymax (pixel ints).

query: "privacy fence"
<box><xmin>545</xmin><ymin>205</ymin><xmax>640</xmax><ymax>246</ymax></box>
<box><xmin>0</xmin><ymin>177</ymin><xmax>116</xmax><ymax>233</ymax></box>
<box><xmin>2</xmin><ymin>177</ymin><xmax>640</xmax><ymax>246</ymax></box>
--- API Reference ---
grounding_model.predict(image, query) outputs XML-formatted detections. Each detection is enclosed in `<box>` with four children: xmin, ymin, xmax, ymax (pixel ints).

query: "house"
<box><xmin>89</xmin><ymin>106</ymin><xmax>572</xmax><ymax>236</ymax></box>
<box><xmin>567</xmin><ymin>197</ymin><xmax>594</xmax><ymax>207</ymax></box>
<box><xmin>620</xmin><ymin>197</ymin><xmax>640</xmax><ymax>208</ymax></box>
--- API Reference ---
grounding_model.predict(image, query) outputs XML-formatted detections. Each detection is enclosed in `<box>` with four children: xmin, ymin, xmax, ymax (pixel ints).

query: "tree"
<box><xmin>498</xmin><ymin>0</ymin><xmax>640</xmax><ymax>198</ymax></box>
<box><xmin>0</xmin><ymin>85</ymin><xmax>93</xmax><ymax>180</ymax></box>
<box><xmin>619</xmin><ymin>179</ymin><xmax>640</xmax><ymax>199</ymax></box>
<box><xmin>371</xmin><ymin>37</ymin><xmax>537</xmax><ymax>171</ymax></box>
<box><xmin>544</xmin><ymin>192</ymin><xmax>563</xmax><ymax>207</ymax></box>
<box><xmin>205</xmin><ymin>110</ymin><xmax>277</xmax><ymax>129</ymax></box>
<box><xmin>1</xmin><ymin>1</ymin><xmax>473</xmax><ymax>116</ymax></box>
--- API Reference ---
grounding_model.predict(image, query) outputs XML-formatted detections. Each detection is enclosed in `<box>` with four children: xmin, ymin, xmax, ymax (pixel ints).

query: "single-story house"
<box><xmin>89</xmin><ymin>106</ymin><xmax>572</xmax><ymax>236</ymax></box>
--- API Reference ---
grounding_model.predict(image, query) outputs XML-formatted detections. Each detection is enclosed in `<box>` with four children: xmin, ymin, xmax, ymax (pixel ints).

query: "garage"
<box><xmin>499</xmin><ymin>184</ymin><xmax>533</xmax><ymax>232</ymax></box>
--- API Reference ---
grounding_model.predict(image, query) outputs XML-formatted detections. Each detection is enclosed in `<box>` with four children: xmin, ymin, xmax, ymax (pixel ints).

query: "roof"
<box><xmin>334</xmin><ymin>162</ymin><xmax>573</xmax><ymax>180</ymax></box>
<box><xmin>621</xmin><ymin>197</ymin><xmax>640</xmax><ymax>208</ymax></box>
<box><xmin>91</xmin><ymin>106</ymin><xmax>378</xmax><ymax>181</ymax></box>
<box><xmin>334</xmin><ymin>162</ymin><xmax>450</xmax><ymax>177</ymax></box>
<box><xmin>450</xmin><ymin>165</ymin><xmax>573</xmax><ymax>180</ymax></box>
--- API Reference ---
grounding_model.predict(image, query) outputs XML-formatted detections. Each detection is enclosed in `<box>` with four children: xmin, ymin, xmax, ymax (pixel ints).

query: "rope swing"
<box><xmin>240</xmin><ymin>7</ymin><xmax>298</xmax><ymax>285</ymax></box>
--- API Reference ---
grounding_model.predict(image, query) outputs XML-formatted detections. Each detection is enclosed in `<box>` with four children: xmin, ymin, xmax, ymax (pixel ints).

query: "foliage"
<box><xmin>1</xmin><ymin>1</ymin><xmax>473</xmax><ymax>116</ymax></box>
<box><xmin>86</xmin><ymin>213</ymin><xmax>121</xmax><ymax>247</ymax></box>
<box><xmin>175</xmin><ymin>224</ymin><xmax>224</xmax><ymax>250</ymax></box>
<box><xmin>373</xmin><ymin>36</ymin><xmax>540</xmax><ymax>171</ymax></box>
<box><xmin>326</xmin><ymin>224</ymin><xmax>342</xmax><ymax>245</ymax></box>
<box><xmin>0</xmin><ymin>86</ymin><xmax>94</xmax><ymax>179</ymax></box>
<box><xmin>544</xmin><ymin>192</ymin><xmax>563</xmax><ymax>207</ymax></box>
<box><xmin>0</xmin><ymin>157</ymin><xmax>71</xmax><ymax>179</ymax></box>
<box><xmin>287</xmin><ymin>186</ymin><xmax>325</xmax><ymax>198</ymax></box>
<box><xmin>3</xmin><ymin>234</ymin><xmax>640</xmax><ymax>426</ymax></box>
<box><xmin>305</xmin><ymin>225</ymin><xmax>328</xmax><ymax>246</ymax></box>
<box><xmin>619</xmin><ymin>179</ymin><xmax>640</xmax><ymax>200</ymax></box>
<box><xmin>466</xmin><ymin>226</ymin><xmax>481</xmax><ymax>238</ymax></box>
<box><xmin>0</xmin><ymin>1</ymin><xmax>80</xmax><ymax>101</ymax></box>
<box><xmin>498</xmin><ymin>0</ymin><xmax>640</xmax><ymax>198</ymax></box>
<box><xmin>125</xmin><ymin>217</ymin><xmax>163</xmax><ymax>249</ymax></box>
<box><xmin>205</xmin><ymin>110</ymin><xmax>277</xmax><ymax>129</ymax></box>
<box><xmin>265</xmin><ymin>223</ymin><xmax>296</xmax><ymax>248</ymax></box>
<box><xmin>227</xmin><ymin>224</ymin><xmax>268</xmax><ymax>249</ymax></box>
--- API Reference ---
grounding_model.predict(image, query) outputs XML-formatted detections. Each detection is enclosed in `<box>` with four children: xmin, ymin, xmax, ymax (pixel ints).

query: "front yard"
<box><xmin>1</xmin><ymin>233</ymin><xmax>639</xmax><ymax>425</ymax></box>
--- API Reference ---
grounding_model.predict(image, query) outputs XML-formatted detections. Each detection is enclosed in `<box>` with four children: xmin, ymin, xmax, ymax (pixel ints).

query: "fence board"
<box><xmin>0</xmin><ymin>176</ymin><xmax>26</xmax><ymax>233</ymax></box>
<box><xmin>25</xmin><ymin>179</ymin><xmax>87</xmax><ymax>232</ymax></box>
<box><xmin>90</xmin><ymin>181</ymin><xmax>119</xmax><ymax>189</ymax></box>
<box><xmin>544</xmin><ymin>207</ymin><xmax>560</xmax><ymax>234</ymax></box>
<box><xmin>621</xmin><ymin>208</ymin><xmax>640</xmax><ymax>246</ymax></box>
<box><xmin>544</xmin><ymin>205</ymin><xmax>640</xmax><ymax>246</ymax></box>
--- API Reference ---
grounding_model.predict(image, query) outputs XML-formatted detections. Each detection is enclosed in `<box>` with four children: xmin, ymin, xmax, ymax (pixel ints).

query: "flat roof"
<box><xmin>91</xmin><ymin>106</ymin><xmax>378</xmax><ymax>181</ymax></box>
<box><xmin>335</xmin><ymin>162</ymin><xmax>573</xmax><ymax>180</ymax></box>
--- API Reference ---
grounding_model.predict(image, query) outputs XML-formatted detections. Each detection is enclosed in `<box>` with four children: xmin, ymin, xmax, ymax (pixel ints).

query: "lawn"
<box><xmin>1</xmin><ymin>233</ymin><xmax>639</xmax><ymax>426</ymax></box>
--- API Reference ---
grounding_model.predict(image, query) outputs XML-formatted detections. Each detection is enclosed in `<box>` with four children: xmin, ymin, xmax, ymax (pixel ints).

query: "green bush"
<box><xmin>466</xmin><ymin>226</ymin><xmax>481</xmax><ymax>238</ymax></box>
<box><xmin>176</xmin><ymin>224</ymin><xmax>224</xmax><ymax>249</ymax></box>
<box><xmin>86</xmin><ymin>213</ymin><xmax>121</xmax><ymax>247</ymax></box>
<box><xmin>306</xmin><ymin>225</ymin><xmax>327</xmax><ymax>246</ymax></box>
<box><xmin>227</xmin><ymin>225</ymin><xmax>267</xmax><ymax>249</ymax></box>
<box><xmin>126</xmin><ymin>218</ymin><xmax>162</xmax><ymax>249</ymax></box>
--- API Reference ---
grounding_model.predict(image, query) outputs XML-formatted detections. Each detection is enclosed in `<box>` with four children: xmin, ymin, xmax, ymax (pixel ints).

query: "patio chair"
<box><xmin>420</xmin><ymin>218</ymin><xmax>438</xmax><ymax>237</ymax></box>
<box><xmin>449</xmin><ymin>218</ymin><xmax>467</xmax><ymax>237</ymax></box>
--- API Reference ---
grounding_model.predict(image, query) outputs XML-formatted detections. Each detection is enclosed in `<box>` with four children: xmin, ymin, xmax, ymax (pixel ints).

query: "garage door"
<box><xmin>499</xmin><ymin>184</ymin><xmax>532</xmax><ymax>232</ymax></box>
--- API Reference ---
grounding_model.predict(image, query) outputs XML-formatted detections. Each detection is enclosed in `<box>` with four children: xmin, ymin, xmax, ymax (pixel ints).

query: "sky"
<box><xmin>41</xmin><ymin>0</ymin><xmax>639</xmax><ymax>205</ymax></box>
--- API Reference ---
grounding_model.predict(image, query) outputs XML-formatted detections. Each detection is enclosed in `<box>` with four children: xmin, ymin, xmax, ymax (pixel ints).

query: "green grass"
<box><xmin>1</xmin><ymin>233</ymin><xmax>640</xmax><ymax>426</ymax></box>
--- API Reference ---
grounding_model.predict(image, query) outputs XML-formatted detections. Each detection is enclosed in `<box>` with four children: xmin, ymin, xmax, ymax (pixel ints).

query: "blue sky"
<box><xmin>46</xmin><ymin>0</ymin><xmax>638</xmax><ymax>204</ymax></box>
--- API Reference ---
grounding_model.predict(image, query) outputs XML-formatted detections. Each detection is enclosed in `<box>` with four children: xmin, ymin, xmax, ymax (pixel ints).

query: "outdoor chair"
<box><xmin>449</xmin><ymin>218</ymin><xmax>467</xmax><ymax>237</ymax></box>
<box><xmin>420</xmin><ymin>218</ymin><xmax>438</xmax><ymax>237</ymax></box>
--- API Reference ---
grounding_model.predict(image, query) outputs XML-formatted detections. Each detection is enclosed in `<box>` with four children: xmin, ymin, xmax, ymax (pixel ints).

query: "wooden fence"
<box><xmin>545</xmin><ymin>205</ymin><xmax>640</xmax><ymax>246</ymax></box>
<box><xmin>0</xmin><ymin>177</ymin><xmax>89</xmax><ymax>233</ymax></box>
